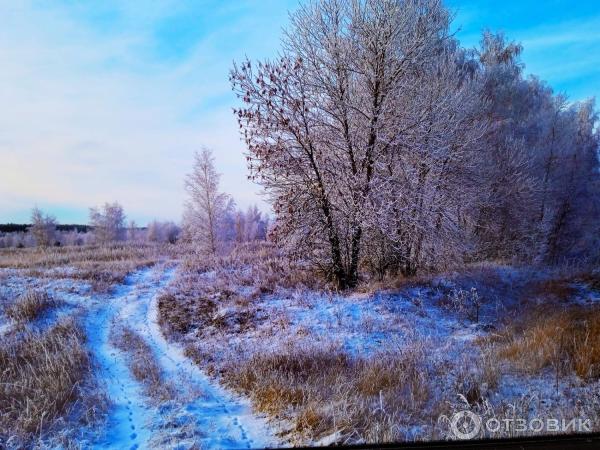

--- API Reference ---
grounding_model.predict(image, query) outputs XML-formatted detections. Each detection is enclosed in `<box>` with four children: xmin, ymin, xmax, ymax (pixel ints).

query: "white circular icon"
<box><xmin>450</xmin><ymin>410</ymin><xmax>482</xmax><ymax>440</ymax></box>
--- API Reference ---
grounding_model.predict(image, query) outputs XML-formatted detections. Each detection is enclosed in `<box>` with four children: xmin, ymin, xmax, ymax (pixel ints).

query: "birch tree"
<box><xmin>89</xmin><ymin>202</ymin><xmax>126</xmax><ymax>244</ymax></box>
<box><xmin>183</xmin><ymin>148</ymin><xmax>229</xmax><ymax>255</ymax></box>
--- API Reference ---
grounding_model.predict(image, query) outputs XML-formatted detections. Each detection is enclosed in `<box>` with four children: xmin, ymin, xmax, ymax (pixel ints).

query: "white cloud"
<box><xmin>0</xmin><ymin>0</ymin><xmax>291</xmax><ymax>224</ymax></box>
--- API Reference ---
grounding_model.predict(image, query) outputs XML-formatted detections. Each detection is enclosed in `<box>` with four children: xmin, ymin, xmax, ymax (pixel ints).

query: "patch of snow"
<box><xmin>86</xmin><ymin>266</ymin><xmax>278</xmax><ymax>449</ymax></box>
<box><xmin>85</xmin><ymin>269</ymin><xmax>157</xmax><ymax>450</ymax></box>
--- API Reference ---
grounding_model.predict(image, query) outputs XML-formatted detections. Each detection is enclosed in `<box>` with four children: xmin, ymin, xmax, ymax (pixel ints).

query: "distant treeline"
<box><xmin>0</xmin><ymin>224</ymin><xmax>91</xmax><ymax>233</ymax></box>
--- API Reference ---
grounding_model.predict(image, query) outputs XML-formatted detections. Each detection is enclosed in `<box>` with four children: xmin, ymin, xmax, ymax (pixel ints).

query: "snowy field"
<box><xmin>155</xmin><ymin>245</ymin><xmax>600</xmax><ymax>445</ymax></box>
<box><xmin>0</xmin><ymin>256</ymin><xmax>277</xmax><ymax>449</ymax></box>
<box><xmin>2</xmin><ymin>245</ymin><xmax>600</xmax><ymax>448</ymax></box>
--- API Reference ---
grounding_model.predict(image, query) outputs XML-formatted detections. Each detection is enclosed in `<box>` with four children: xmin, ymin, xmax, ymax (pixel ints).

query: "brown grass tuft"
<box><xmin>0</xmin><ymin>317</ymin><xmax>93</xmax><ymax>444</ymax></box>
<box><xmin>110</xmin><ymin>325</ymin><xmax>176</xmax><ymax>402</ymax></box>
<box><xmin>221</xmin><ymin>343</ymin><xmax>431</xmax><ymax>443</ymax></box>
<box><xmin>4</xmin><ymin>290</ymin><xmax>57</xmax><ymax>323</ymax></box>
<box><xmin>488</xmin><ymin>306</ymin><xmax>600</xmax><ymax>380</ymax></box>
<box><xmin>525</xmin><ymin>279</ymin><xmax>578</xmax><ymax>303</ymax></box>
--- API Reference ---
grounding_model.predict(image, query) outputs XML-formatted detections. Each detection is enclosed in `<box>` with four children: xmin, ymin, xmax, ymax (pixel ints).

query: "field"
<box><xmin>2</xmin><ymin>243</ymin><xmax>600</xmax><ymax>449</ymax></box>
<box><xmin>2</xmin><ymin>0</ymin><xmax>599</xmax><ymax>448</ymax></box>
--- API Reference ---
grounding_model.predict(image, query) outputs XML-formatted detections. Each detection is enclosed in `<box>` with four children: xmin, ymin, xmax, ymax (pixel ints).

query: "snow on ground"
<box><xmin>86</xmin><ymin>265</ymin><xmax>277</xmax><ymax>449</ymax></box>
<box><xmin>176</xmin><ymin>262</ymin><xmax>600</xmax><ymax>443</ymax></box>
<box><xmin>0</xmin><ymin>265</ymin><xmax>279</xmax><ymax>449</ymax></box>
<box><xmin>84</xmin><ymin>269</ymin><xmax>157</xmax><ymax>449</ymax></box>
<box><xmin>0</xmin><ymin>268</ymin><xmax>91</xmax><ymax>337</ymax></box>
<box><xmin>3</xmin><ymin>260</ymin><xmax>600</xmax><ymax>446</ymax></box>
<box><xmin>228</xmin><ymin>283</ymin><xmax>486</xmax><ymax>361</ymax></box>
<box><xmin>146</xmin><ymin>277</ymin><xmax>276</xmax><ymax>449</ymax></box>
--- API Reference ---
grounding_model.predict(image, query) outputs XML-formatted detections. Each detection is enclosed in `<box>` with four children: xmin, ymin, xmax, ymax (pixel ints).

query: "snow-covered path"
<box><xmin>85</xmin><ymin>266</ymin><xmax>276</xmax><ymax>449</ymax></box>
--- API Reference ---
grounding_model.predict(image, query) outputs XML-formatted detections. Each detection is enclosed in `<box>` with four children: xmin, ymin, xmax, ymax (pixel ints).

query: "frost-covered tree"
<box><xmin>89</xmin><ymin>202</ymin><xmax>126</xmax><ymax>244</ymax></box>
<box><xmin>231</xmin><ymin>0</ymin><xmax>486</xmax><ymax>286</ymax></box>
<box><xmin>61</xmin><ymin>230</ymin><xmax>85</xmax><ymax>246</ymax></box>
<box><xmin>147</xmin><ymin>220</ymin><xmax>180</xmax><ymax>244</ymax></box>
<box><xmin>127</xmin><ymin>220</ymin><xmax>138</xmax><ymax>242</ymax></box>
<box><xmin>228</xmin><ymin>205</ymin><xmax>267</xmax><ymax>243</ymax></box>
<box><xmin>183</xmin><ymin>148</ymin><xmax>230</xmax><ymax>255</ymax></box>
<box><xmin>230</xmin><ymin>1</ymin><xmax>599</xmax><ymax>283</ymax></box>
<box><xmin>540</xmin><ymin>100</ymin><xmax>600</xmax><ymax>262</ymax></box>
<box><xmin>29</xmin><ymin>207</ymin><xmax>57</xmax><ymax>247</ymax></box>
<box><xmin>147</xmin><ymin>220</ymin><xmax>159</xmax><ymax>243</ymax></box>
<box><xmin>473</xmin><ymin>32</ymin><xmax>600</xmax><ymax>263</ymax></box>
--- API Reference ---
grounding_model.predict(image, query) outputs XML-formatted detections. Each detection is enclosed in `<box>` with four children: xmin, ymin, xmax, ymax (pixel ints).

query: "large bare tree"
<box><xmin>231</xmin><ymin>0</ymin><xmax>487</xmax><ymax>286</ymax></box>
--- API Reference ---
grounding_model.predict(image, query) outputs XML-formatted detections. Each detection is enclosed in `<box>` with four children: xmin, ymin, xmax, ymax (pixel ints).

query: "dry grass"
<box><xmin>436</xmin><ymin>391</ymin><xmax>600</xmax><ymax>440</ymax></box>
<box><xmin>0</xmin><ymin>317</ymin><xmax>98</xmax><ymax>446</ymax></box>
<box><xmin>0</xmin><ymin>243</ymin><xmax>165</xmax><ymax>292</ymax></box>
<box><xmin>181</xmin><ymin>241</ymin><xmax>322</xmax><ymax>292</ymax></box>
<box><xmin>160</xmin><ymin>242</ymin><xmax>318</xmax><ymax>339</ymax></box>
<box><xmin>158</xmin><ymin>292</ymin><xmax>217</xmax><ymax>337</ymax></box>
<box><xmin>4</xmin><ymin>290</ymin><xmax>57</xmax><ymax>323</ymax></box>
<box><xmin>517</xmin><ymin>265</ymin><xmax>600</xmax><ymax>306</ymax></box>
<box><xmin>485</xmin><ymin>306</ymin><xmax>600</xmax><ymax>380</ymax></box>
<box><xmin>452</xmin><ymin>350</ymin><xmax>502</xmax><ymax>406</ymax></box>
<box><xmin>110</xmin><ymin>324</ymin><xmax>176</xmax><ymax>403</ymax></box>
<box><xmin>578</xmin><ymin>271</ymin><xmax>600</xmax><ymax>291</ymax></box>
<box><xmin>162</xmin><ymin>245</ymin><xmax>600</xmax><ymax>444</ymax></box>
<box><xmin>523</xmin><ymin>278</ymin><xmax>579</xmax><ymax>303</ymax></box>
<box><xmin>217</xmin><ymin>342</ymin><xmax>431</xmax><ymax>444</ymax></box>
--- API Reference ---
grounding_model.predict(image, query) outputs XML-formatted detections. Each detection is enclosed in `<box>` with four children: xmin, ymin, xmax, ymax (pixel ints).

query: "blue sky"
<box><xmin>0</xmin><ymin>0</ymin><xmax>598</xmax><ymax>225</ymax></box>
<box><xmin>448</xmin><ymin>0</ymin><xmax>600</xmax><ymax>101</ymax></box>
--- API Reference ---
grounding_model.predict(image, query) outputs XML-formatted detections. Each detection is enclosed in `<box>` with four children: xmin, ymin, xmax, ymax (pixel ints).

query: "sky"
<box><xmin>0</xmin><ymin>0</ymin><xmax>598</xmax><ymax>225</ymax></box>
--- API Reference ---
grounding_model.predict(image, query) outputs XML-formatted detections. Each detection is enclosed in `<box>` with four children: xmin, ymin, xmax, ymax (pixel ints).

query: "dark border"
<box><xmin>264</xmin><ymin>433</ymin><xmax>600</xmax><ymax>450</ymax></box>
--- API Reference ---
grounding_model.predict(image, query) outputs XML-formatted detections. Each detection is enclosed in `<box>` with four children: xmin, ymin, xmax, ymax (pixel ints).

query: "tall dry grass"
<box><xmin>200</xmin><ymin>341</ymin><xmax>433</xmax><ymax>444</ymax></box>
<box><xmin>159</xmin><ymin>241</ymin><xmax>319</xmax><ymax>338</ymax></box>
<box><xmin>0</xmin><ymin>317</ymin><xmax>100</xmax><ymax>447</ymax></box>
<box><xmin>4</xmin><ymin>290</ymin><xmax>58</xmax><ymax>323</ymax></box>
<box><xmin>483</xmin><ymin>306</ymin><xmax>600</xmax><ymax>380</ymax></box>
<box><xmin>0</xmin><ymin>243</ymin><xmax>167</xmax><ymax>292</ymax></box>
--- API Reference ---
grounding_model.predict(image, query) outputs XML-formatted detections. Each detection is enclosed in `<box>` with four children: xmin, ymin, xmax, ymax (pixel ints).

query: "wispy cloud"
<box><xmin>0</xmin><ymin>0</ymin><xmax>294</xmax><ymax>224</ymax></box>
<box><xmin>1</xmin><ymin>1</ymin><xmax>598</xmax><ymax>224</ymax></box>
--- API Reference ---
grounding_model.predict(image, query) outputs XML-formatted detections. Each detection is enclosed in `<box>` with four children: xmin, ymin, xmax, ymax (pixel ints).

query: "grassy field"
<box><xmin>2</xmin><ymin>241</ymin><xmax>600</xmax><ymax>447</ymax></box>
<box><xmin>158</xmin><ymin>242</ymin><xmax>600</xmax><ymax>444</ymax></box>
<box><xmin>0</xmin><ymin>243</ymin><xmax>175</xmax><ymax>292</ymax></box>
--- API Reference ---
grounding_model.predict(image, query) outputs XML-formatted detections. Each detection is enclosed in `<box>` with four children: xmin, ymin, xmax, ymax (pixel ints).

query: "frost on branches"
<box><xmin>231</xmin><ymin>0</ymin><xmax>600</xmax><ymax>288</ymax></box>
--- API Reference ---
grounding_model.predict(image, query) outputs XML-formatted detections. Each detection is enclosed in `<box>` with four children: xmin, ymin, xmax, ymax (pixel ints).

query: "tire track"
<box><xmin>88</xmin><ymin>266</ymin><xmax>276</xmax><ymax>449</ymax></box>
<box><xmin>85</xmin><ymin>269</ymin><xmax>157</xmax><ymax>449</ymax></box>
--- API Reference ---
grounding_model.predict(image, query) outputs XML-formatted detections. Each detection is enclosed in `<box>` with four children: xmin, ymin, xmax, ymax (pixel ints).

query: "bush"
<box><xmin>446</xmin><ymin>287</ymin><xmax>481</xmax><ymax>322</ymax></box>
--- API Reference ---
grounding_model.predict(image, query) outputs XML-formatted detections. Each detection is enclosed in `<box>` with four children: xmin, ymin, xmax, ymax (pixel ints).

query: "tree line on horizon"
<box><xmin>0</xmin><ymin>196</ymin><xmax>269</xmax><ymax>250</ymax></box>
